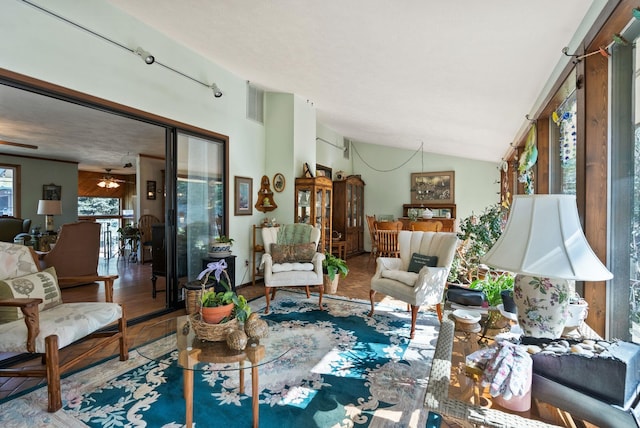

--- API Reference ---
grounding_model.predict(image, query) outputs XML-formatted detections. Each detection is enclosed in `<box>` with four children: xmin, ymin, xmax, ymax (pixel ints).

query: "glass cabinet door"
<box><xmin>297</xmin><ymin>189</ymin><xmax>311</xmax><ymax>223</ymax></box>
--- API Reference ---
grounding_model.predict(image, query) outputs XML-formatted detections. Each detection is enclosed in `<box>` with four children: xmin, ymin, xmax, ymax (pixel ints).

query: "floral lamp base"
<box><xmin>514</xmin><ymin>275</ymin><xmax>570</xmax><ymax>339</ymax></box>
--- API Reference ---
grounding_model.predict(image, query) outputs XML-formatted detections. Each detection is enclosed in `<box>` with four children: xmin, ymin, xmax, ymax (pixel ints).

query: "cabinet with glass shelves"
<box><xmin>294</xmin><ymin>176</ymin><xmax>332</xmax><ymax>252</ymax></box>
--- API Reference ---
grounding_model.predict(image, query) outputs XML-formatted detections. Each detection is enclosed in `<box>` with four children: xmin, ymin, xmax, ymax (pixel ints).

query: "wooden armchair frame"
<box><xmin>0</xmin><ymin>245</ymin><xmax>128</xmax><ymax>412</ymax></box>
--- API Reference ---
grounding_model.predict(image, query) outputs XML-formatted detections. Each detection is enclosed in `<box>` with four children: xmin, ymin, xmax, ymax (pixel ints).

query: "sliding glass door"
<box><xmin>171</xmin><ymin>131</ymin><xmax>227</xmax><ymax>300</ymax></box>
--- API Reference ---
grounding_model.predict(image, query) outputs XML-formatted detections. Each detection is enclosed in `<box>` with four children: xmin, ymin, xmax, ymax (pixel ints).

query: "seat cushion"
<box><xmin>381</xmin><ymin>270</ymin><xmax>418</xmax><ymax>286</ymax></box>
<box><xmin>272</xmin><ymin>262</ymin><xmax>315</xmax><ymax>273</ymax></box>
<box><xmin>270</xmin><ymin>243</ymin><xmax>316</xmax><ymax>264</ymax></box>
<box><xmin>0</xmin><ymin>302</ymin><xmax>122</xmax><ymax>353</ymax></box>
<box><xmin>0</xmin><ymin>267</ymin><xmax>62</xmax><ymax>323</ymax></box>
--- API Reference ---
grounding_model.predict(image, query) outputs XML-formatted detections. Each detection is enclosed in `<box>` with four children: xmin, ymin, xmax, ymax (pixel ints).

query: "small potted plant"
<box><xmin>198</xmin><ymin>260</ymin><xmax>250</xmax><ymax>324</ymax></box>
<box><xmin>210</xmin><ymin>235</ymin><xmax>234</xmax><ymax>255</ymax></box>
<box><xmin>322</xmin><ymin>252</ymin><xmax>349</xmax><ymax>294</ymax></box>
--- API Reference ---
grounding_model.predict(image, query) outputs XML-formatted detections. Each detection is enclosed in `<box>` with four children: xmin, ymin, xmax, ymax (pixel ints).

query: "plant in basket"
<box><xmin>197</xmin><ymin>260</ymin><xmax>251</xmax><ymax>324</ymax></box>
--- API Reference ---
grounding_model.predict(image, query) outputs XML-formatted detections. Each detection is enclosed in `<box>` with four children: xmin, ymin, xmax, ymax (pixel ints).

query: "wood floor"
<box><xmin>0</xmin><ymin>252</ymin><xmax>383</xmax><ymax>403</ymax></box>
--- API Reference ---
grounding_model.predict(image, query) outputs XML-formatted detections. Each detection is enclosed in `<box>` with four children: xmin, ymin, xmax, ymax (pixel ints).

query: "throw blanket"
<box><xmin>277</xmin><ymin>223</ymin><xmax>312</xmax><ymax>244</ymax></box>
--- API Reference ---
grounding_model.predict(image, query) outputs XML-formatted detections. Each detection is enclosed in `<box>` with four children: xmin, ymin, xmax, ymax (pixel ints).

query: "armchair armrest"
<box><xmin>0</xmin><ymin>298</ymin><xmax>43</xmax><ymax>353</ymax></box>
<box><xmin>373</xmin><ymin>257</ymin><xmax>404</xmax><ymax>280</ymax></box>
<box><xmin>261</xmin><ymin>253</ymin><xmax>273</xmax><ymax>283</ymax></box>
<box><xmin>58</xmin><ymin>275</ymin><xmax>119</xmax><ymax>303</ymax></box>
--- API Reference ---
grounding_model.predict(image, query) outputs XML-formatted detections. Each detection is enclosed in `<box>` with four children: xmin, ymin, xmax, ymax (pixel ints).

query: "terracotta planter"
<box><xmin>201</xmin><ymin>303</ymin><xmax>234</xmax><ymax>324</ymax></box>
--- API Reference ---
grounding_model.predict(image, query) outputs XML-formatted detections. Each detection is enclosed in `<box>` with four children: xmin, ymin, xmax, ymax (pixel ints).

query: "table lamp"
<box><xmin>37</xmin><ymin>199</ymin><xmax>62</xmax><ymax>233</ymax></box>
<box><xmin>481</xmin><ymin>195</ymin><xmax>612</xmax><ymax>339</ymax></box>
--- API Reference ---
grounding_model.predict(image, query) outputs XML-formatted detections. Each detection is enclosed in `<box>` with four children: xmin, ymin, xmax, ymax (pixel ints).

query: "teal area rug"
<box><xmin>0</xmin><ymin>290</ymin><xmax>439</xmax><ymax>427</ymax></box>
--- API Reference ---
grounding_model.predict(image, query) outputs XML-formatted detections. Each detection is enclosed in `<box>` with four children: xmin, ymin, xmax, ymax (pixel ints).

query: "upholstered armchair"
<box><xmin>0</xmin><ymin>215</ymin><xmax>31</xmax><ymax>243</ymax></box>
<box><xmin>369</xmin><ymin>231</ymin><xmax>458</xmax><ymax>338</ymax></box>
<box><xmin>261</xmin><ymin>224</ymin><xmax>325</xmax><ymax>314</ymax></box>
<box><xmin>41</xmin><ymin>221</ymin><xmax>113</xmax><ymax>291</ymax></box>
<box><xmin>0</xmin><ymin>242</ymin><xmax>127</xmax><ymax>412</ymax></box>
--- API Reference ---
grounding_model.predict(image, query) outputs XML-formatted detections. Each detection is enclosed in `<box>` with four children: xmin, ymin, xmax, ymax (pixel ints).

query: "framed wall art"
<box><xmin>146</xmin><ymin>180</ymin><xmax>156</xmax><ymax>200</ymax></box>
<box><xmin>315</xmin><ymin>164</ymin><xmax>332</xmax><ymax>179</ymax></box>
<box><xmin>234</xmin><ymin>176</ymin><xmax>253</xmax><ymax>216</ymax></box>
<box><xmin>273</xmin><ymin>173</ymin><xmax>286</xmax><ymax>192</ymax></box>
<box><xmin>410</xmin><ymin>171</ymin><xmax>455</xmax><ymax>204</ymax></box>
<box><xmin>42</xmin><ymin>183</ymin><xmax>61</xmax><ymax>201</ymax></box>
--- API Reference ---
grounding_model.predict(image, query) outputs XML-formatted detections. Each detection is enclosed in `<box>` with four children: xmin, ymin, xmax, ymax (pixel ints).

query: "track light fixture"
<box><xmin>210</xmin><ymin>83</ymin><xmax>223</xmax><ymax>98</ymax></box>
<box><xmin>22</xmin><ymin>2</ymin><xmax>224</xmax><ymax>100</ymax></box>
<box><xmin>134</xmin><ymin>47</ymin><xmax>155</xmax><ymax>65</ymax></box>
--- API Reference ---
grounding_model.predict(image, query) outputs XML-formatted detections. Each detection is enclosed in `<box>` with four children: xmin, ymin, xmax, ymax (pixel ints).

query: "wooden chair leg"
<box><xmin>435</xmin><ymin>302</ymin><xmax>443</xmax><ymax>322</ymax></box>
<box><xmin>368</xmin><ymin>289</ymin><xmax>377</xmax><ymax>317</ymax></box>
<box><xmin>410</xmin><ymin>305</ymin><xmax>419</xmax><ymax>339</ymax></box>
<box><xmin>119</xmin><ymin>306</ymin><xmax>129</xmax><ymax>361</ymax></box>
<box><xmin>304</xmin><ymin>286</ymin><xmax>311</xmax><ymax>298</ymax></box>
<box><xmin>45</xmin><ymin>335</ymin><xmax>62</xmax><ymax>412</ymax></box>
<box><xmin>318</xmin><ymin>284</ymin><xmax>324</xmax><ymax>311</ymax></box>
<box><xmin>264</xmin><ymin>287</ymin><xmax>271</xmax><ymax>314</ymax></box>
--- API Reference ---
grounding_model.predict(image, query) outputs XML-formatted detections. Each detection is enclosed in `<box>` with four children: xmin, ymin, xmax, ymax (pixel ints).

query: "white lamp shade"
<box><xmin>481</xmin><ymin>195</ymin><xmax>612</xmax><ymax>281</ymax></box>
<box><xmin>37</xmin><ymin>199</ymin><xmax>62</xmax><ymax>215</ymax></box>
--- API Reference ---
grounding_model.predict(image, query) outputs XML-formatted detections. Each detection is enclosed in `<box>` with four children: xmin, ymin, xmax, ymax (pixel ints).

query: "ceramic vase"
<box><xmin>513</xmin><ymin>275</ymin><xmax>570</xmax><ymax>339</ymax></box>
<box><xmin>201</xmin><ymin>303</ymin><xmax>234</xmax><ymax>324</ymax></box>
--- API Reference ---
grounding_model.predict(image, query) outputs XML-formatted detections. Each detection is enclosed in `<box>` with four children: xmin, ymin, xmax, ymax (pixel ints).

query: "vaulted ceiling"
<box><xmin>0</xmin><ymin>1</ymin><xmax>606</xmax><ymax>172</ymax></box>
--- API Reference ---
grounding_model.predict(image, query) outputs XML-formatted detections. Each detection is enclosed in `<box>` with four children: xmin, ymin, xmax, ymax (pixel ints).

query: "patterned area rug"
<box><xmin>0</xmin><ymin>290</ymin><xmax>439</xmax><ymax>427</ymax></box>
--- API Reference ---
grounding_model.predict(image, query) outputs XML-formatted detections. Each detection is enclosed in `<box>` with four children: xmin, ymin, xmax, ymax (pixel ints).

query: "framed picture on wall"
<box><xmin>316</xmin><ymin>164</ymin><xmax>332</xmax><ymax>179</ymax></box>
<box><xmin>235</xmin><ymin>176</ymin><xmax>253</xmax><ymax>216</ymax></box>
<box><xmin>410</xmin><ymin>171</ymin><xmax>455</xmax><ymax>204</ymax></box>
<box><xmin>42</xmin><ymin>183</ymin><xmax>61</xmax><ymax>201</ymax></box>
<box><xmin>146</xmin><ymin>181</ymin><xmax>156</xmax><ymax>200</ymax></box>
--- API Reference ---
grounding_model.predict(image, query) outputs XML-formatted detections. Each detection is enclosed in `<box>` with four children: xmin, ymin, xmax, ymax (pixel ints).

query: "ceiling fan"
<box><xmin>97</xmin><ymin>169</ymin><xmax>126</xmax><ymax>189</ymax></box>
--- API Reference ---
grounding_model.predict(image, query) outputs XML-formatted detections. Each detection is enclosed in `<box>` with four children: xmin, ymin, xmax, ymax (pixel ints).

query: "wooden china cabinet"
<box><xmin>294</xmin><ymin>176</ymin><xmax>332</xmax><ymax>252</ymax></box>
<box><xmin>332</xmin><ymin>175</ymin><xmax>365</xmax><ymax>257</ymax></box>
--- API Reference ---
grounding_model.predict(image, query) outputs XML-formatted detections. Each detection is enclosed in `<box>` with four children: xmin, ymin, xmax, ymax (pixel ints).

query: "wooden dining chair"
<box><xmin>375</xmin><ymin>229</ymin><xmax>401</xmax><ymax>258</ymax></box>
<box><xmin>366</xmin><ymin>215</ymin><xmax>378</xmax><ymax>260</ymax></box>
<box><xmin>410</xmin><ymin>220</ymin><xmax>443</xmax><ymax>232</ymax></box>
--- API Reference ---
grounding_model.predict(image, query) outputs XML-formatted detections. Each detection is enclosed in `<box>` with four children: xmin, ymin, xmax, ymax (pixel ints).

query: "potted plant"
<box><xmin>469</xmin><ymin>270</ymin><xmax>515</xmax><ymax>328</ymax></box>
<box><xmin>322</xmin><ymin>252</ymin><xmax>349</xmax><ymax>294</ymax></box>
<box><xmin>447</xmin><ymin>203</ymin><xmax>507</xmax><ymax>285</ymax></box>
<box><xmin>210</xmin><ymin>235</ymin><xmax>234</xmax><ymax>255</ymax></box>
<box><xmin>197</xmin><ymin>260</ymin><xmax>250</xmax><ymax>324</ymax></box>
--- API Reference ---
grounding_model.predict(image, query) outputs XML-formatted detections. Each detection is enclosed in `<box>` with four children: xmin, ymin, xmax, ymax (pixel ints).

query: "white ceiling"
<box><xmin>0</xmin><ymin>1</ymin><xmax>602</xmax><ymax>172</ymax></box>
<box><xmin>105</xmin><ymin>0</ymin><xmax>600</xmax><ymax>162</ymax></box>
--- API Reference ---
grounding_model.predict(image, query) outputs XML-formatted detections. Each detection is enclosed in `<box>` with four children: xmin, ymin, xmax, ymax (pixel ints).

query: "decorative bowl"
<box><xmin>452</xmin><ymin>309</ymin><xmax>482</xmax><ymax>324</ymax></box>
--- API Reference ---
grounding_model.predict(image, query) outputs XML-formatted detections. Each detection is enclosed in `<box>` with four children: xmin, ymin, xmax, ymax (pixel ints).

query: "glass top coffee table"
<box><xmin>134</xmin><ymin>315</ymin><xmax>290</xmax><ymax>428</ymax></box>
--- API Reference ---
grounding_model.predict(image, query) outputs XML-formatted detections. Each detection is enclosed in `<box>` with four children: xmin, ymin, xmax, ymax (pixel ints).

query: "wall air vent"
<box><xmin>246</xmin><ymin>82</ymin><xmax>264</xmax><ymax>124</ymax></box>
<box><xmin>343</xmin><ymin>138</ymin><xmax>350</xmax><ymax>159</ymax></box>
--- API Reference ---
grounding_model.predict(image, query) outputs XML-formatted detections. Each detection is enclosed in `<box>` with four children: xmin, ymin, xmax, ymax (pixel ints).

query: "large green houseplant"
<box><xmin>448</xmin><ymin>203</ymin><xmax>507</xmax><ymax>285</ymax></box>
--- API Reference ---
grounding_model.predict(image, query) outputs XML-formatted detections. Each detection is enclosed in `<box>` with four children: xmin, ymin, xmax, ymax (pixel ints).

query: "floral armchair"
<box><xmin>260</xmin><ymin>224</ymin><xmax>325</xmax><ymax>313</ymax></box>
<box><xmin>0</xmin><ymin>242</ymin><xmax>127</xmax><ymax>412</ymax></box>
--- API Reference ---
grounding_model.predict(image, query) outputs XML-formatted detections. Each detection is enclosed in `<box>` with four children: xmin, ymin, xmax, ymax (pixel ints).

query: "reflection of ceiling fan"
<box><xmin>97</xmin><ymin>169</ymin><xmax>126</xmax><ymax>188</ymax></box>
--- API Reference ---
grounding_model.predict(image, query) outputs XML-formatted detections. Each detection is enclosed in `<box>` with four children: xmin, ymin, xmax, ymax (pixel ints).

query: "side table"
<box><xmin>135</xmin><ymin>315</ymin><xmax>290</xmax><ymax>428</ymax></box>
